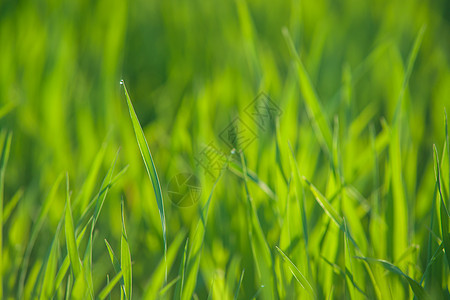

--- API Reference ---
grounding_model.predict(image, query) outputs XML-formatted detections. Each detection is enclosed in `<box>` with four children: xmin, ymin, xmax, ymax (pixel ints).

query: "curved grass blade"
<box><xmin>121</xmin><ymin>80</ymin><xmax>167</xmax><ymax>278</ymax></box>
<box><xmin>355</xmin><ymin>257</ymin><xmax>430</xmax><ymax>300</ymax></box>
<box><xmin>275</xmin><ymin>246</ymin><xmax>315</xmax><ymax>298</ymax></box>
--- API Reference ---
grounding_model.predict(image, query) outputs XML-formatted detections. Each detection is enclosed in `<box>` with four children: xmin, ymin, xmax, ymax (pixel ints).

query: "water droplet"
<box><xmin>231</xmin><ymin>148</ymin><xmax>236</xmax><ymax>154</ymax></box>
<box><xmin>120</xmin><ymin>80</ymin><xmax>124</xmax><ymax>85</ymax></box>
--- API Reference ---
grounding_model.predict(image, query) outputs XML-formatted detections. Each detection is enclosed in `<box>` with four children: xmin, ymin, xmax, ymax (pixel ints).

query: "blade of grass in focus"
<box><xmin>121</xmin><ymin>79</ymin><xmax>167</xmax><ymax>280</ymax></box>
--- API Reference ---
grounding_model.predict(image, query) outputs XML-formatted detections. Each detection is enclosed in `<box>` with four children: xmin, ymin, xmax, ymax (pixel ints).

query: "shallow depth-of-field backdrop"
<box><xmin>1</xmin><ymin>0</ymin><xmax>450</xmax><ymax>299</ymax></box>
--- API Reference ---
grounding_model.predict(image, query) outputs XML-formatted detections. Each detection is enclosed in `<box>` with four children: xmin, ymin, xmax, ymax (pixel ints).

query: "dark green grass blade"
<box><xmin>99</xmin><ymin>270</ymin><xmax>124</xmax><ymax>300</ymax></box>
<box><xmin>275</xmin><ymin>246</ymin><xmax>315</xmax><ymax>298</ymax></box>
<box><xmin>355</xmin><ymin>257</ymin><xmax>430</xmax><ymax>300</ymax></box>
<box><xmin>420</xmin><ymin>242</ymin><xmax>444</xmax><ymax>285</ymax></box>
<box><xmin>121</xmin><ymin>80</ymin><xmax>167</xmax><ymax>277</ymax></box>
<box><xmin>121</xmin><ymin>200</ymin><xmax>132</xmax><ymax>300</ymax></box>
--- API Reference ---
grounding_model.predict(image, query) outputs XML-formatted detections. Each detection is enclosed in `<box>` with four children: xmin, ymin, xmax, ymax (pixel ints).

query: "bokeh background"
<box><xmin>1</xmin><ymin>0</ymin><xmax>450</xmax><ymax>298</ymax></box>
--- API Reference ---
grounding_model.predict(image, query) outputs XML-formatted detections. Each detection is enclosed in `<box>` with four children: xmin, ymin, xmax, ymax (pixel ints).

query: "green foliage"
<box><xmin>0</xmin><ymin>0</ymin><xmax>450</xmax><ymax>298</ymax></box>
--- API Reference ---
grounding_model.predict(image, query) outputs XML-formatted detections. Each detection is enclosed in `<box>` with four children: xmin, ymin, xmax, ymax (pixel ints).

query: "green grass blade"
<box><xmin>55</xmin><ymin>215</ymin><xmax>92</xmax><ymax>290</ymax></box>
<box><xmin>39</xmin><ymin>217</ymin><xmax>63</xmax><ymax>299</ymax></box>
<box><xmin>392</xmin><ymin>25</ymin><xmax>426</xmax><ymax>124</ymax></box>
<box><xmin>228</xmin><ymin>160</ymin><xmax>277</xmax><ymax>201</ymax></box>
<box><xmin>121</xmin><ymin>200</ymin><xmax>132</xmax><ymax>300</ymax></box>
<box><xmin>181</xmin><ymin>169</ymin><xmax>225</xmax><ymax>300</ymax></box>
<box><xmin>3</xmin><ymin>187</ymin><xmax>23</xmax><ymax>224</ymax></box>
<box><xmin>174</xmin><ymin>238</ymin><xmax>189</xmax><ymax>300</ymax></box>
<box><xmin>73</xmin><ymin>141</ymin><xmax>107</xmax><ymax>215</ymax></box>
<box><xmin>99</xmin><ymin>270</ymin><xmax>124</xmax><ymax>300</ymax></box>
<box><xmin>234</xmin><ymin>269</ymin><xmax>245</xmax><ymax>300</ymax></box>
<box><xmin>355</xmin><ymin>257</ymin><xmax>430</xmax><ymax>300</ymax></box>
<box><xmin>105</xmin><ymin>239</ymin><xmax>121</xmax><ymax>274</ymax></box>
<box><xmin>159</xmin><ymin>276</ymin><xmax>180</xmax><ymax>298</ymax></box>
<box><xmin>282</xmin><ymin>27</ymin><xmax>333</xmax><ymax>156</ymax></box>
<box><xmin>17</xmin><ymin>173</ymin><xmax>64</xmax><ymax>299</ymax></box>
<box><xmin>275</xmin><ymin>246</ymin><xmax>315</xmax><ymax>298</ymax></box>
<box><xmin>143</xmin><ymin>229</ymin><xmax>185</xmax><ymax>299</ymax></box>
<box><xmin>0</xmin><ymin>131</ymin><xmax>11</xmax><ymax>296</ymax></box>
<box><xmin>302</xmin><ymin>176</ymin><xmax>343</xmax><ymax>228</ymax></box>
<box><xmin>65</xmin><ymin>174</ymin><xmax>83</xmax><ymax>278</ymax></box>
<box><xmin>240</xmin><ymin>152</ymin><xmax>276</xmax><ymax>300</ymax></box>
<box><xmin>121</xmin><ymin>80</ymin><xmax>167</xmax><ymax>278</ymax></box>
<box><xmin>433</xmin><ymin>145</ymin><xmax>450</xmax><ymax>269</ymax></box>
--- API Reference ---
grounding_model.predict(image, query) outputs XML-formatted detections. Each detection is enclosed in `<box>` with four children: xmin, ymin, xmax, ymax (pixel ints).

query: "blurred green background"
<box><xmin>1</xmin><ymin>0</ymin><xmax>450</xmax><ymax>298</ymax></box>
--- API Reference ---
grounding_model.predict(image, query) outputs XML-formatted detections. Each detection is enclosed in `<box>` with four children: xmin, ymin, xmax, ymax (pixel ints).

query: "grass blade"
<box><xmin>65</xmin><ymin>174</ymin><xmax>83</xmax><ymax>278</ymax></box>
<box><xmin>142</xmin><ymin>229</ymin><xmax>185</xmax><ymax>299</ymax></box>
<box><xmin>433</xmin><ymin>145</ymin><xmax>450</xmax><ymax>269</ymax></box>
<box><xmin>0</xmin><ymin>131</ymin><xmax>11</xmax><ymax>297</ymax></box>
<box><xmin>355</xmin><ymin>257</ymin><xmax>429</xmax><ymax>300</ymax></box>
<box><xmin>121</xmin><ymin>200</ymin><xmax>132</xmax><ymax>300</ymax></box>
<box><xmin>174</xmin><ymin>238</ymin><xmax>189</xmax><ymax>300</ymax></box>
<box><xmin>121</xmin><ymin>80</ymin><xmax>167</xmax><ymax>278</ymax></box>
<box><xmin>234</xmin><ymin>269</ymin><xmax>245</xmax><ymax>300</ymax></box>
<box><xmin>282</xmin><ymin>27</ymin><xmax>333</xmax><ymax>156</ymax></box>
<box><xmin>99</xmin><ymin>270</ymin><xmax>124</xmax><ymax>300</ymax></box>
<box><xmin>275</xmin><ymin>246</ymin><xmax>315</xmax><ymax>298</ymax></box>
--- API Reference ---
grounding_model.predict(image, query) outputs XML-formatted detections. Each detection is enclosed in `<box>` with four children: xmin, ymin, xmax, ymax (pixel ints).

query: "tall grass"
<box><xmin>0</xmin><ymin>0</ymin><xmax>450</xmax><ymax>298</ymax></box>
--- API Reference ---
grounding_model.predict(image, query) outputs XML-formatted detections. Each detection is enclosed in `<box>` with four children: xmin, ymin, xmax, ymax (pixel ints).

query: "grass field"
<box><xmin>1</xmin><ymin>0</ymin><xmax>450</xmax><ymax>299</ymax></box>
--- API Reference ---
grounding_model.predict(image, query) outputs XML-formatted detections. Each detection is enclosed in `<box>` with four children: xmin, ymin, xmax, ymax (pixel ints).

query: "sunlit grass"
<box><xmin>0</xmin><ymin>0</ymin><xmax>450</xmax><ymax>298</ymax></box>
